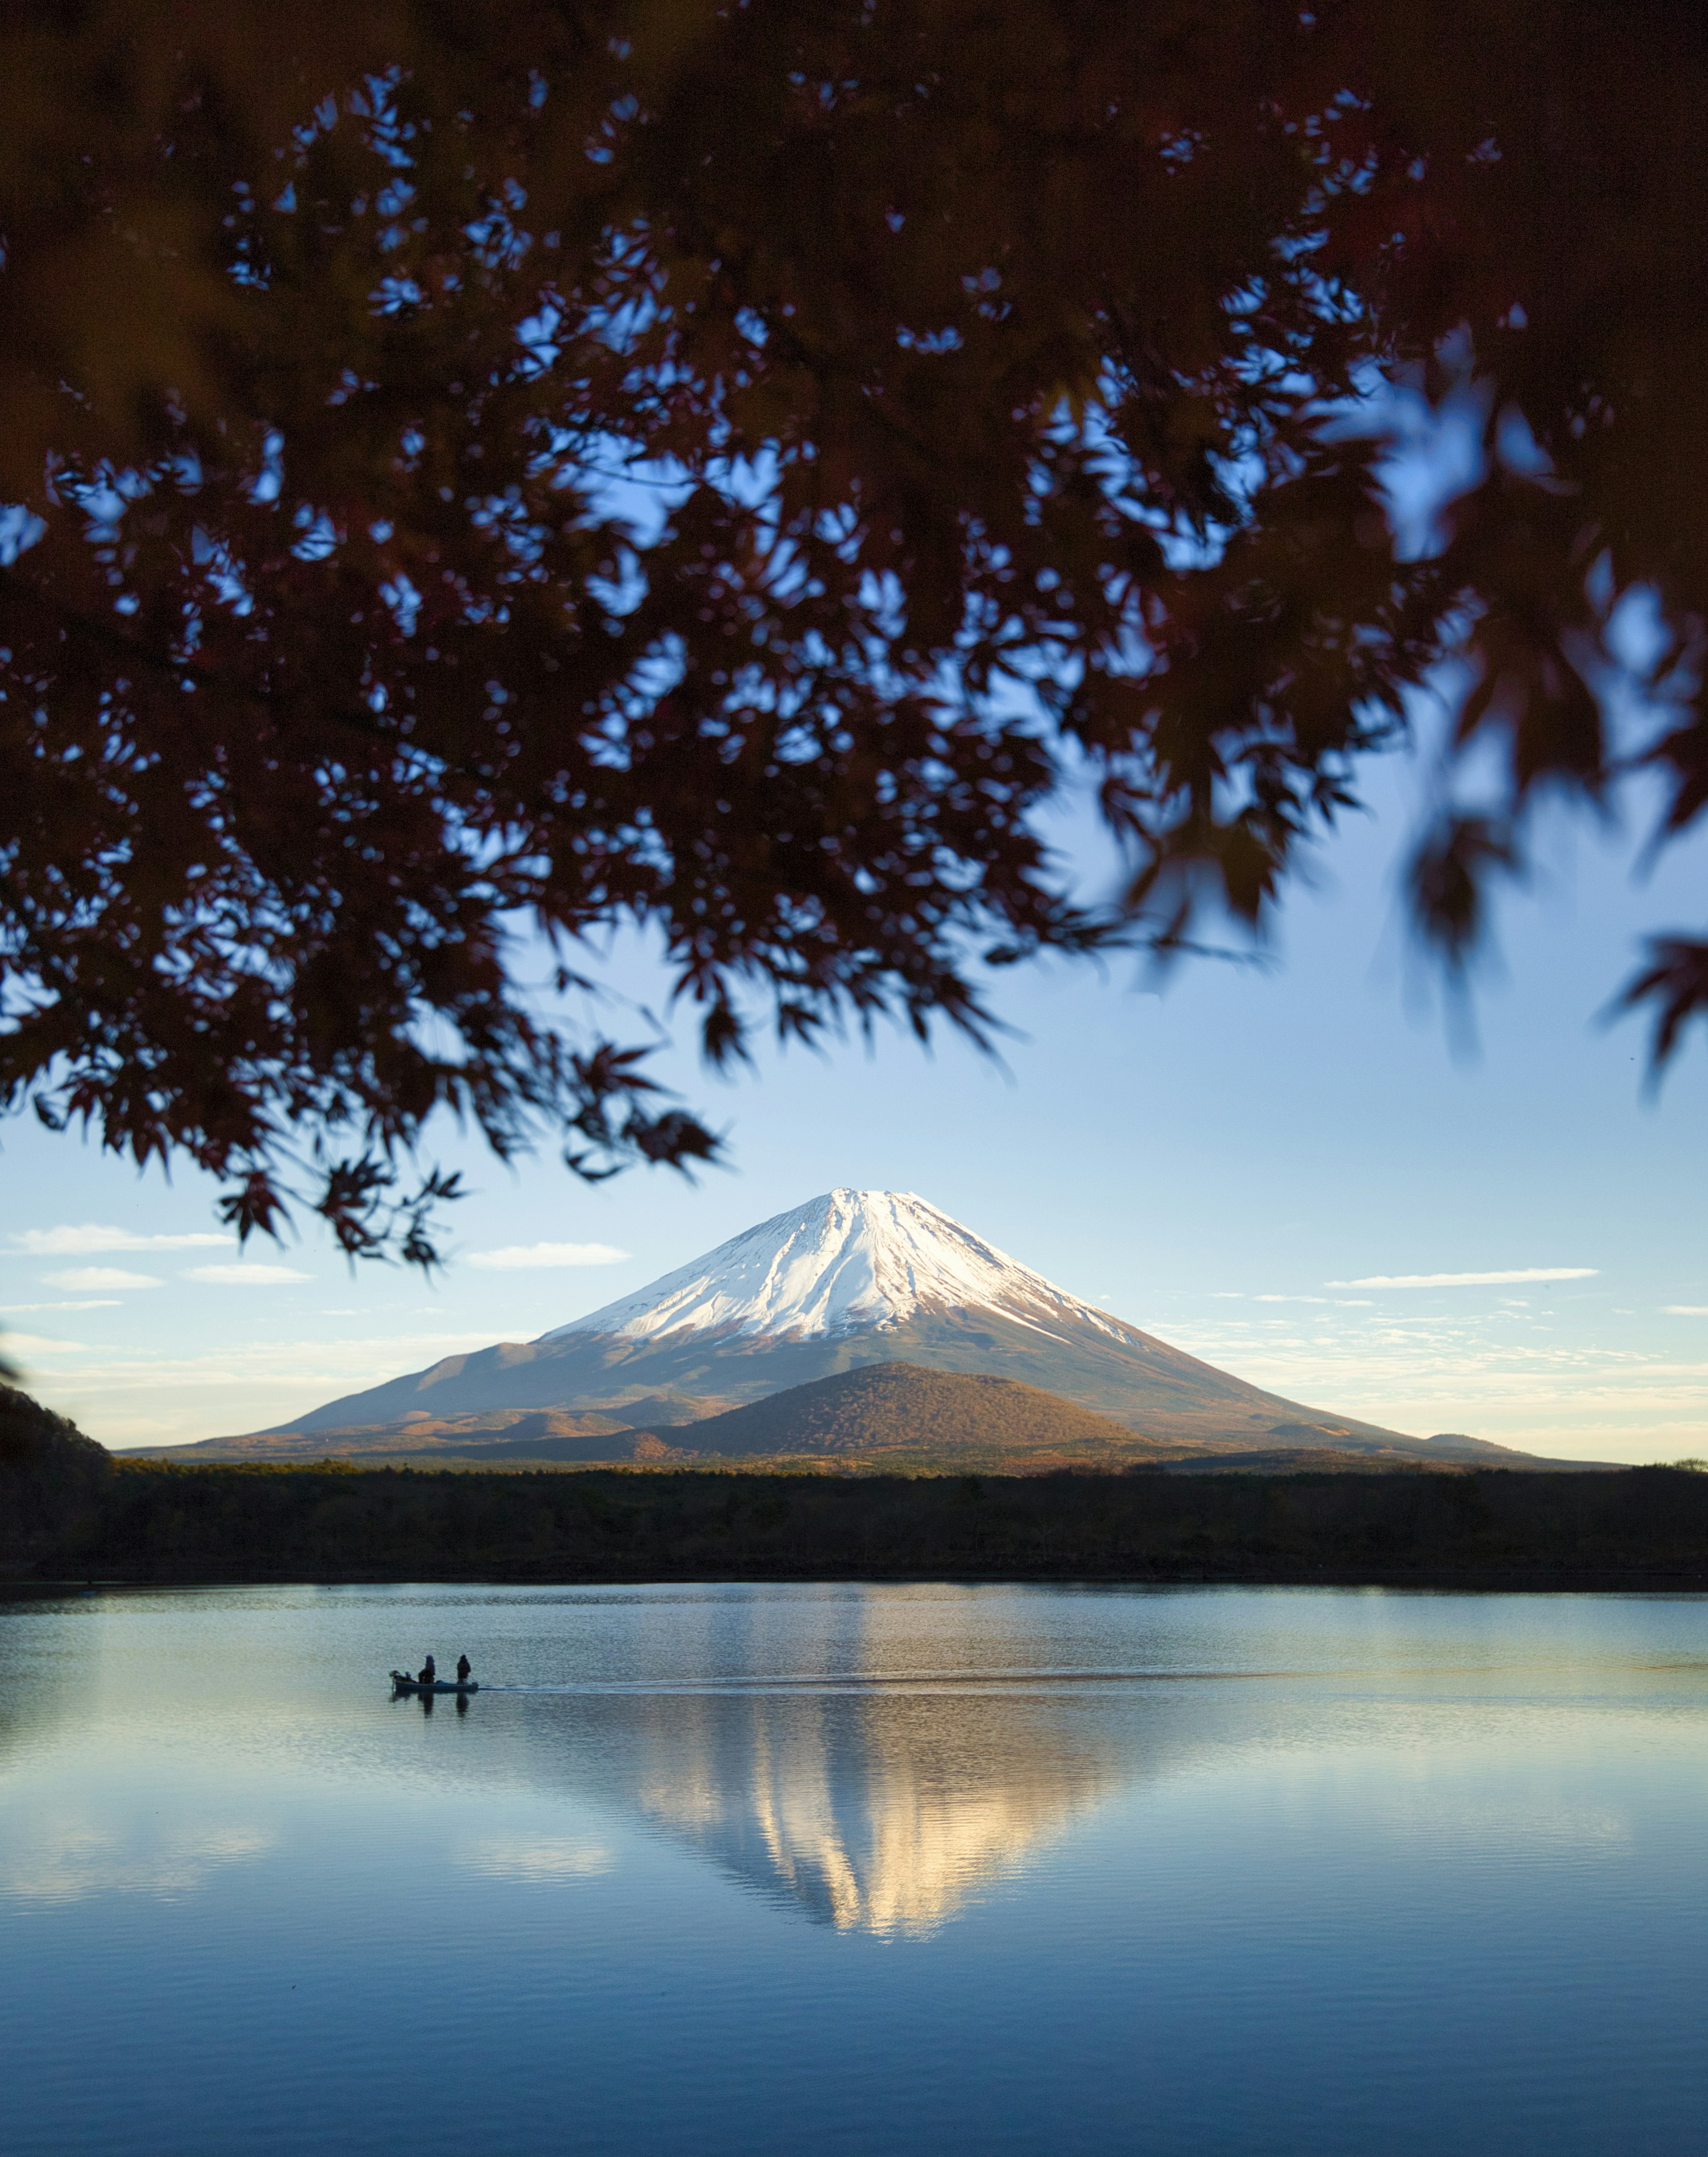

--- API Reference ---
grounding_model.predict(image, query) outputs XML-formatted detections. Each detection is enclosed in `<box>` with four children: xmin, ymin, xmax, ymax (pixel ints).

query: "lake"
<box><xmin>2</xmin><ymin>1582</ymin><xmax>1705</xmax><ymax>2155</ymax></box>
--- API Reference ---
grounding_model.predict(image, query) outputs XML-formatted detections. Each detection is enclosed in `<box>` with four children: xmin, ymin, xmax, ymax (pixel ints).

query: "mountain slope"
<box><xmin>217</xmin><ymin>1188</ymin><xmax>1447</xmax><ymax>1459</ymax></box>
<box><xmin>257</xmin><ymin>1300</ymin><xmax>1411</xmax><ymax>1451</ymax></box>
<box><xmin>660</xmin><ymin>1362</ymin><xmax>1195</xmax><ymax>1461</ymax></box>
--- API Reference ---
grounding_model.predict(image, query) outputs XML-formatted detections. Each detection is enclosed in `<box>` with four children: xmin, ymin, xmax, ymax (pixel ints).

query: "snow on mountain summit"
<box><xmin>547</xmin><ymin>1188</ymin><xmax>1124</xmax><ymax>1344</ymax></box>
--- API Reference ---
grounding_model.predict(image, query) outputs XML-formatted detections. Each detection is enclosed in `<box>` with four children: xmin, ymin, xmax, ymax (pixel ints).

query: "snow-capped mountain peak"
<box><xmin>546</xmin><ymin>1188</ymin><xmax>1123</xmax><ymax>1344</ymax></box>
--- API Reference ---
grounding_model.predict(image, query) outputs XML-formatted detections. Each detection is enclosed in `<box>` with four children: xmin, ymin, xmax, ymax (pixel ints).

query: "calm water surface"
<box><xmin>2</xmin><ymin>1582</ymin><xmax>1706</xmax><ymax>2155</ymax></box>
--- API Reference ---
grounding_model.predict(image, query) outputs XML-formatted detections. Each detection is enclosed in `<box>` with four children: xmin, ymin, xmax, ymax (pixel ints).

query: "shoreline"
<box><xmin>8</xmin><ymin>1567</ymin><xmax>1708</xmax><ymax>1595</ymax></box>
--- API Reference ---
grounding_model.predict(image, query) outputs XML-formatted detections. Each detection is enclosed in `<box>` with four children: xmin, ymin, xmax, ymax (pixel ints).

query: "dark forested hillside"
<box><xmin>10</xmin><ymin>1458</ymin><xmax>1708</xmax><ymax>1591</ymax></box>
<box><xmin>0</xmin><ymin>1388</ymin><xmax>111</xmax><ymax>1566</ymax></box>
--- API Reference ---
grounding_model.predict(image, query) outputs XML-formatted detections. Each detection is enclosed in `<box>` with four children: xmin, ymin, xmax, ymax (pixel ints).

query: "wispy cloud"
<box><xmin>1327</xmin><ymin>1268</ymin><xmax>1599</xmax><ymax>1289</ymax></box>
<box><xmin>1663</xmin><ymin>1306</ymin><xmax>1708</xmax><ymax>1316</ymax></box>
<box><xmin>43</xmin><ymin>1267</ymin><xmax>161</xmax><ymax>1291</ymax></box>
<box><xmin>1156</xmin><ymin>1302</ymin><xmax>1708</xmax><ymax>1460</ymax></box>
<box><xmin>0</xmin><ymin>1300</ymin><xmax>121</xmax><ymax>1313</ymax></box>
<box><xmin>20</xmin><ymin>1326</ymin><xmax>506</xmax><ymax>1445</ymax></box>
<box><xmin>181</xmin><ymin>1264</ymin><xmax>313</xmax><ymax>1286</ymax></box>
<box><xmin>466</xmin><ymin>1241</ymin><xmax>629</xmax><ymax>1270</ymax></box>
<box><xmin>10</xmin><ymin>1225</ymin><xmax>230</xmax><ymax>1256</ymax></box>
<box><xmin>1253</xmin><ymin>1294</ymin><xmax>1375</xmax><ymax>1306</ymax></box>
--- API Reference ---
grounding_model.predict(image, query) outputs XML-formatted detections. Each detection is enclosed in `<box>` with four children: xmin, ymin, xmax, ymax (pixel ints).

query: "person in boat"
<box><xmin>416</xmin><ymin>1656</ymin><xmax>436</xmax><ymax>1685</ymax></box>
<box><xmin>456</xmin><ymin>1655</ymin><xmax>471</xmax><ymax>1685</ymax></box>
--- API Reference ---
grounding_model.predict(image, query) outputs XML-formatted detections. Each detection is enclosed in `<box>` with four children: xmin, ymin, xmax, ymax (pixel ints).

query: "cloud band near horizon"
<box><xmin>1327</xmin><ymin>1267</ymin><xmax>1599</xmax><ymax>1289</ymax></box>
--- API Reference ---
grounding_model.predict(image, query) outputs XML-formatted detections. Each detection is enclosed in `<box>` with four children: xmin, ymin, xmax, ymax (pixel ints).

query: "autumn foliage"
<box><xmin>3</xmin><ymin>3</ymin><xmax>1706</xmax><ymax>1257</ymax></box>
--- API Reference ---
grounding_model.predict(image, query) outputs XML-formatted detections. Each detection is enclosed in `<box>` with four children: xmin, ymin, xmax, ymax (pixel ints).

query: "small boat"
<box><xmin>389</xmin><ymin>1670</ymin><xmax>479</xmax><ymax>1694</ymax></box>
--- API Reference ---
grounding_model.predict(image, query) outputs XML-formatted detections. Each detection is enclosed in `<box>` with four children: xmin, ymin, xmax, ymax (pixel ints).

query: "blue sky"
<box><xmin>6</xmin><ymin>737</ymin><xmax>1708</xmax><ymax>1462</ymax></box>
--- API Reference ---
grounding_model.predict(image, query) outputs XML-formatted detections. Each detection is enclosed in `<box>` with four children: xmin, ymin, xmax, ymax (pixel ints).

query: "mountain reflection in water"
<box><xmin>626</xmin><ymin>1686</ymin><xmax>1120</xmax><ymax>1935</ymax></box>
<box><xmin>9</xmin><ymin>1585</ymin><xmax>1708</xmax><ymax>2157</ymax></box>
<box><xmin>0</xmin><ymin>1582</ymin><xmax>1153</xmax><ymax>1939</ymax></box>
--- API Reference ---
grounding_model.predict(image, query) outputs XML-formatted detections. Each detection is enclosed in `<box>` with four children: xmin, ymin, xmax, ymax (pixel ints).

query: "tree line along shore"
<box><xmin>6</xmin><ymin>1403</ymin><xmax>1708</xmax><ymax>1589</ymax></box>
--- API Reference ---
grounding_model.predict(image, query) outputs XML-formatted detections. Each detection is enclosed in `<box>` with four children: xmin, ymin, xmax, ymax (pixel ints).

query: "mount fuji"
<box><xmin>206</xmin><ymin>1188</ymin><xmax>1456</xmax><ymax>1461</ymax></box>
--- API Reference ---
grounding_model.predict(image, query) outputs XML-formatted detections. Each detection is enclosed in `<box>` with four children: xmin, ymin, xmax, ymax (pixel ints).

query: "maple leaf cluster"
<box><xmin>2</xmin><ymin>2</ymin><xmax>1705</xmax><ymax>1258</ymax></box>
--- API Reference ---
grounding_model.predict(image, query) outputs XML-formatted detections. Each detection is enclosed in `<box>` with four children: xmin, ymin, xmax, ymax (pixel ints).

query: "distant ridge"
<box><xmin>154</xmin><ymin>1189</ymin><xmax>1535</xmax><ymax>1466</ymax></box>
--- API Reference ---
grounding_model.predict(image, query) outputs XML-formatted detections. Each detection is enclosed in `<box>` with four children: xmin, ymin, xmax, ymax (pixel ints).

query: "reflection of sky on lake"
<box><xmin>5</xmin><ymin>1583</ymin><xmax>1708</xmax><ymax>2156</ymax></box>
<box><xmin>3</xmin><ymin>1810</ymin><xmax>275</xmax><ymax>1905</ymax></box>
